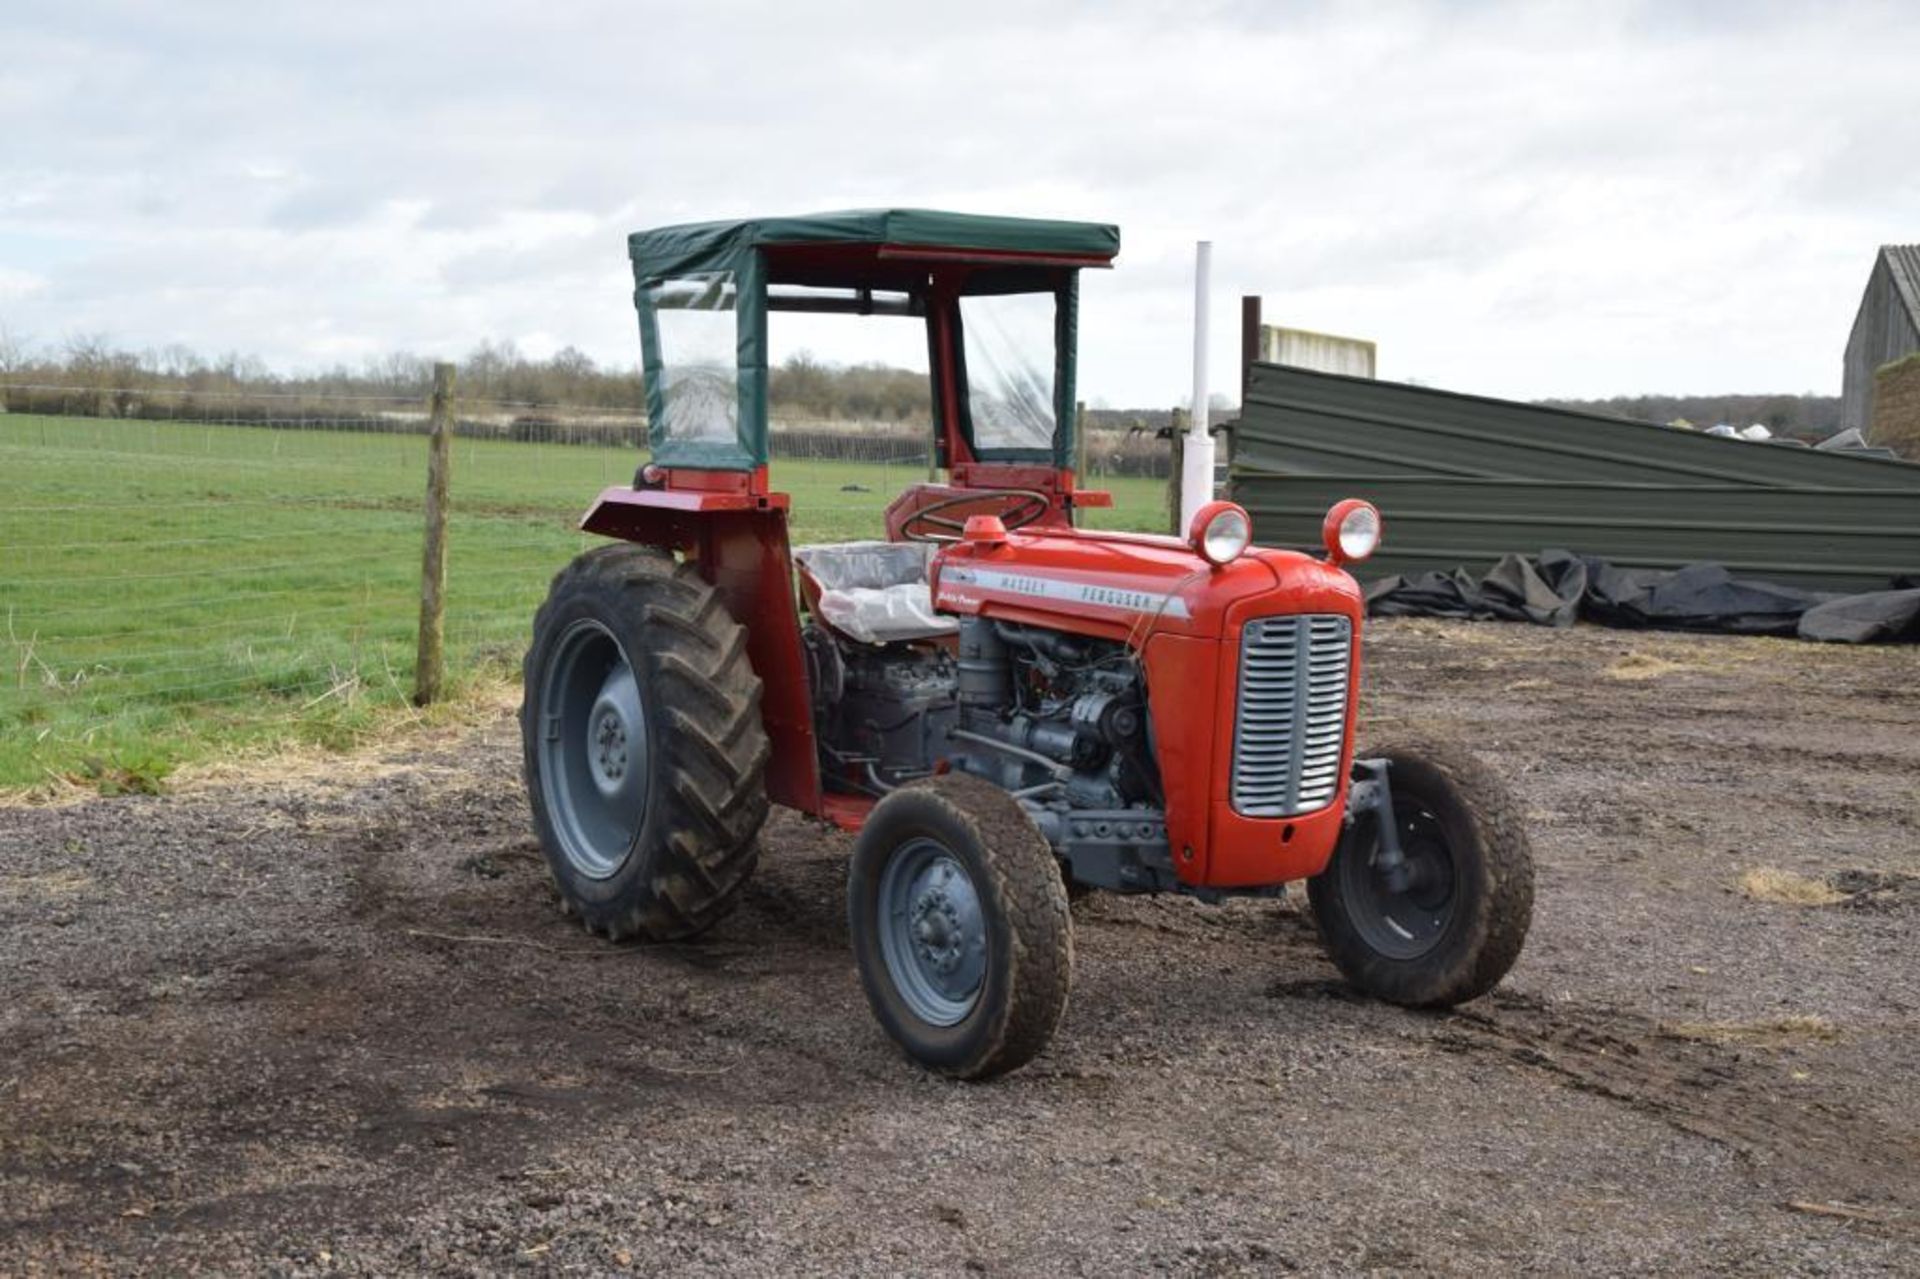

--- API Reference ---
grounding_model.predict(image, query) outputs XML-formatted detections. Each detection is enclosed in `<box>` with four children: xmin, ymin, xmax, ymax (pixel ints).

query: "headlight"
<box><xmin>1189</xmin><ymin>500</ymin><xmax>1252</xmax><ymax>566</ymax></box>
<box><xmin>1321</xmin><ymin>499</ymin><xmax>1382</xmax><ymax>565</ymax></box>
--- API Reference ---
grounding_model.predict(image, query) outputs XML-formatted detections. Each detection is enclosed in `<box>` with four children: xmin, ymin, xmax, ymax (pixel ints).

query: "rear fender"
<box><xmin>581</xmin><ymin>486</ymin><xmax>820</xmax><ymax>814</ymax></box>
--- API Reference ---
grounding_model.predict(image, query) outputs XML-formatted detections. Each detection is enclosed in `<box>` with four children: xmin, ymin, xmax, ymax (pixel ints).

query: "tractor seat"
<box><xmin>792</xmin><ymin>541</ymin><xmax>958</xmax><ymax>645</ymax></box>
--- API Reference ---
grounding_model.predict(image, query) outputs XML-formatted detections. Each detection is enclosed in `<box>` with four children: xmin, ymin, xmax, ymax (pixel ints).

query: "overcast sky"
<box><xmin>3</xmin><ymin>1</ymin><xmax>1915</xmax><ymax>406</ymax></box>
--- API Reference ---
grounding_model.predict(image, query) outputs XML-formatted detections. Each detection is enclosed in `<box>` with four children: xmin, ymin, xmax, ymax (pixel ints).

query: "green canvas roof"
<box><xmin>628</xmin><ymin>208</ymin><xmax>1119</xmax><ymax>278</ymax></box>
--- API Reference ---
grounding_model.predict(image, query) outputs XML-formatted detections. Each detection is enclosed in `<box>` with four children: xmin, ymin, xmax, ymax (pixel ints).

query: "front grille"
<box><xmin>1230</xmin><ymin>615</ymin><xmax>1352</xmax><ymax>817</ymax></box>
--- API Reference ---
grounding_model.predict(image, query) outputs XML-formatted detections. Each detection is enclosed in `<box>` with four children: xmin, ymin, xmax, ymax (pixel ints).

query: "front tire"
<box><xmin>1308</xmin><ymin>739</ymin><xmax>1533</xmax><ymax>1007</ymax></box>
<box><xmin>521</xmin><ymin>545</ymin><xmax>769</xmax><ymax>942</ymax></box>
<box><xmin>849</xmin><ymin>774</ymin><xmax>1073</xmax><ymax>1079</ymax></box>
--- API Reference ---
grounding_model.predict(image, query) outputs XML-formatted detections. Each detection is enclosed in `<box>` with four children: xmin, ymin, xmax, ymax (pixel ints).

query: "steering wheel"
<box><xmin>900</xmin><ymin>489</ymin><xmax>1052</xmax><ymax>543</ymax></box>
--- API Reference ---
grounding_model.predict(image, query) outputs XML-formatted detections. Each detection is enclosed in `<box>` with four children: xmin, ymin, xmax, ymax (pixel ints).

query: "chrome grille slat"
<box><xmin>1230</xmin><ymin>614</ymin><xmax>1352</xmax><ymax>818</ymax></box>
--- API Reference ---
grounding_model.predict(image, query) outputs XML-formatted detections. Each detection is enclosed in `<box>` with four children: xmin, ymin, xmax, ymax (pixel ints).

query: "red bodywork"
<box><xmin>581</xmin><ymin>473</ymin><xmax>1366</xmax><ymax>890</ymax></box>
<box><xmin>932</xmin><ymin>528</ymin><xmax>1365</xmax><ymax>887</ymax></box>
<box><xmin>587</xmin><ymin>229</ymin><xmax>1366</xmax><ymax>890</ymax></box>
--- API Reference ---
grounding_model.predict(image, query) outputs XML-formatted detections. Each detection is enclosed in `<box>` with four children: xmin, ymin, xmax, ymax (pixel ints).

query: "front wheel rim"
<box><xmin>537</xmin><ymin>619</ymin><xmax>651</xmax><ymax>880</ymax></box>
<box><xmin>1341</xmin><ymin>801</ymin><xmax>1458</xmax><ymax>960</ymax></box>
<box><xmin>877</xmin><ymin>838</ymin><xmax>987</xmax><ymax>1026</ymax></box>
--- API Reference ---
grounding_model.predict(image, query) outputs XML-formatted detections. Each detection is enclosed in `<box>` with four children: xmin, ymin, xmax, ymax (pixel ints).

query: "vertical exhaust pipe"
<box><xmin>1180</xmin><ymin>240</ymin><xmax>1216</xmax><ymax>533</ymax></box>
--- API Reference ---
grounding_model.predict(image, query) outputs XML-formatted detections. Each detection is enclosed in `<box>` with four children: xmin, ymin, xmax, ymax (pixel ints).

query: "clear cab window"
<box><xmin>960</xmin><ymin>291</ymin><xmax>1055</xmax><ymax>454</ymax></box>
<box><xmin>647</xmin><ymin>274</ymin><xmax>738</xmax><ymax>443</ymax></box>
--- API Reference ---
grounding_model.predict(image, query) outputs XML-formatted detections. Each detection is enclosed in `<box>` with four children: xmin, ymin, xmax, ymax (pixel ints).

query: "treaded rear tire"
<box><xmin>521</xmin><ymin>544</ymin><xmax>769</xmax><ymax>941</ymax></box>
<box><xmin>1308</xmin><ymin>738</ymin><xmax>1533</xmax><ymax>1007</ymax></box>
<box><xmin>849</xmin><ymin>774</ymin><xmax>1073</xmax><ymax>1080</ymax></box>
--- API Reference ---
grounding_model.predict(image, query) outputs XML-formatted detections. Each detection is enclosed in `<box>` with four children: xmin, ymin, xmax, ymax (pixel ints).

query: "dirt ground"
<box><xmin>3</xmin><ymin>618</ymin><xmax>1917</xmax><ymax>1276</ymax></box>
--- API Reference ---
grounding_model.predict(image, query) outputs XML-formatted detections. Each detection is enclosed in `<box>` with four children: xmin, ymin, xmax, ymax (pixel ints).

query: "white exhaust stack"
<box><xmin>1180</xmin><ymin>239</ymin><xmax>1216</xmax><ymax>532</ymax></box>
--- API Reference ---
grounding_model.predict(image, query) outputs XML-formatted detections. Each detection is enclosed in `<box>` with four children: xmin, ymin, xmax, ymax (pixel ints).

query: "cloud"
<box><xmin>1</xmin><ymin>0</ymin><xmax>1915</xmax><ymax>404</ymax></box>
<box><xmin>0</xmin><ymin>266</ymin><xmax>47</xmax><ymax>302</ymax></box>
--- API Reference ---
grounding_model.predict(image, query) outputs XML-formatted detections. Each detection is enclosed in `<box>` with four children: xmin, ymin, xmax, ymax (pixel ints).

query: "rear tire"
<box><xmin>521</xmin><ymin>545</ymin><xmax>769</xmax><ymax>942</ymax></box>
<box><xmin>849</xmin><ymin>774</ymin><xmax>1072</xmax><ymax>1079</ymax></box>
<box><xmin>1308</xmin><ymin>739</ymin><xmax>1533</xmax><ymax>1007</ymax></box>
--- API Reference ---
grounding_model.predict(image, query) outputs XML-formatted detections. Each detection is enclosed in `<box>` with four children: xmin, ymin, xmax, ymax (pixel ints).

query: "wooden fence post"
<box><xmin>1240</xmin><ymin>294</ymin><xmax>1261</xmax><ymax>404</ymax></box>
<box><xmin>414</xmin><ymin>362</ymin><xmax>455</xmax><ymax>706</ymax></box>
<box><xmin>1228</xmin><ymin>294</ymin><xmax>1259</xmax><ymax>495</ymax></box>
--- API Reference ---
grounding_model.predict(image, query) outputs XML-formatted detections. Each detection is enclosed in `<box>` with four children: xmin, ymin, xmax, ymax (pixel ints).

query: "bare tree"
<box><xmin>62</xmin><ymin>334</ymin><xmax>115</xmax><ymax>415</ymax></box>
<box><xmin>0</xmin><ymin>325</ymin><xmax>27</xmax><ymax>377</ymax></box>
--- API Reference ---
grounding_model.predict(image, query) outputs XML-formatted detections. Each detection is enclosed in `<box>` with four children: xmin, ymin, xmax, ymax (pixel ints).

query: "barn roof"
<box><xmin>1882</xmin><ymin>245</ymin><xmax>1920</xmax><ymax>323</ymax></box>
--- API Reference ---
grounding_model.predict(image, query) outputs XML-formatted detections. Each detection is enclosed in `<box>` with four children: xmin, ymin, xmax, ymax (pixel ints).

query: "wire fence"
<box><xmin>0</xmin><ymin>381</ymin><xmax>1172</xmax><ymax>788</ymax></box>
<box><xmin>0</xmin><ymin>381</ymin><xmax>1178</xmax><ymax>472</ymax></box>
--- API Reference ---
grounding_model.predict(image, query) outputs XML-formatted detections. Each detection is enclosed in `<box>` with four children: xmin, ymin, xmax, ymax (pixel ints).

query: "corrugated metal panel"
<box><xmin>1234</xmin><ymin>474</ymin><xmax>1920</xmax><ymax>593</ymax></box>
<box><xmin>1240</xmin><ymin>362</ymin><xmax>1920</xmax><ymax>489</ymax></box>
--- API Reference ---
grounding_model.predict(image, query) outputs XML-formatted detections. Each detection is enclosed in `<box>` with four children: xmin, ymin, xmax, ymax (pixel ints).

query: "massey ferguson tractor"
<box><xmin>521</xmin><ymin>210</ymin><xmax>1533</xmax><ymax>1078</ymax></box>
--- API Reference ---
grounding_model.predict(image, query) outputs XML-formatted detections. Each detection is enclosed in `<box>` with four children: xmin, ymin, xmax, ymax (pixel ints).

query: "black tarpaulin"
<box><xmin>1364</xmin><ymin>550</ymin><xmax>1920</xmax><ymax>644</ymax></box>
<box><xmin>1798</xmin><ymin>589</ymin><xmax>1920</xmax><ymax>643</ymax></box>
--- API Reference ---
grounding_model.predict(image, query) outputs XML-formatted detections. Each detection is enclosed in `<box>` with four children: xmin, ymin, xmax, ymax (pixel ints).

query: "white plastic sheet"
<box><xmin>793</xmin><ymin>541</ymin><xmax>957</xmax><ymax>644</ymax></box>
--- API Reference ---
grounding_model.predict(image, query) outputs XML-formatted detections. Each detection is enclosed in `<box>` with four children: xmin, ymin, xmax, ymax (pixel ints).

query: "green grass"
<box><xmin>0</xmin><ymin>414</ymin><xmax>1167</xmax><ymax>790</ymax></box>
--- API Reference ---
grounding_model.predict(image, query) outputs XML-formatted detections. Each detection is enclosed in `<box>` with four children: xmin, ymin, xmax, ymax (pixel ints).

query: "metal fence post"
<box><xmin>414</xmin><ymin>362</ymin><xmax>455</xmax><ymax>706</ymax></box>
<box><xmin>1166</xmin><ymin>405</ymin><xmax>1187</xmax><ymax>534</ymax></box>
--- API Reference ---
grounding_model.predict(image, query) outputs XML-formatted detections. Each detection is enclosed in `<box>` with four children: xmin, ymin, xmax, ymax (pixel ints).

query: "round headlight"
<box><xmin>1189</xmin><ymin>500</ymin><xmax>1252</xmax><ymax>566</ymax></box>
<box><xmin>1321</xmin><ymin>499</ymin><xmax>1382</xmax><ymax>565</ymax></box>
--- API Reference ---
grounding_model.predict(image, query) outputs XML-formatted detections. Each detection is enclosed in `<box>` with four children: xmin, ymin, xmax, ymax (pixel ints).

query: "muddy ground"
<box><xmin>2</xmin><ymin>618</ymin><xmax>1917</xmax><ymax>1275</ymax></box>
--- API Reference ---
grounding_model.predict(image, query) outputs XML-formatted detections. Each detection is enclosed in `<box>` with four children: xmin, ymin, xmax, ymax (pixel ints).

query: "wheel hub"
<box><xmin>912</xmin><ymin>882</ymin><xmax>969</xmax><ymax>975</ymax></box>
<box><xmin>535</xmin><ymin>620</ymin><xmax>652</xmax><ymax>881</ymax></box>
<box><xmin>592</xmin><ymin>707</ymin><xmax>629</xmax><ymax>787</ymax></box>
<box><xmin>878</xmin><ymin>844</ymin><xmax>986</xmax><ymax>1026</ymax></box>
<box><xmin>1342</xmin><ymin>803</ymin><xmax>1458</xmax><ymax>960</ymax></box>
<box><xmin>1393</xmin><ymin>836</ymin><xmax>1452</xmax><ymax>911</ymax></box>
<box><xmin>586</xmin><ymin>665</ymin><xmax>642</xmax><ymax>798</ymax></box>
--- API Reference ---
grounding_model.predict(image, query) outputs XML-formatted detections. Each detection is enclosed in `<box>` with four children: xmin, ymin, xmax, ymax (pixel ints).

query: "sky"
<box><xmin>2</xmin><ymin>0</ymin><xmax>1916</xmax><ymax>406</ymax></box>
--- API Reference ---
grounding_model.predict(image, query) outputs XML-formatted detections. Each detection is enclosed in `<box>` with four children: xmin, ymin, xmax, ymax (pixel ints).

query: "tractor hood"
<box><xmin>931</xmin><ymin>526</ymin><xmax>1363</xmax><ymax>645</ymax></box>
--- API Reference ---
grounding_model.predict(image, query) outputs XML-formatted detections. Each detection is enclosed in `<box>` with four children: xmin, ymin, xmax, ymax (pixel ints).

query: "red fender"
<box><xmin>580</xmin><ymin>483</ymin><xmax>821</xmax><ymax>815</ymax></box>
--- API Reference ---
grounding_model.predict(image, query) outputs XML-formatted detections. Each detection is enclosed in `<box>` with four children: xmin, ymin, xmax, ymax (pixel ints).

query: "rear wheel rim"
<box><xmin>1341</xmin><ymin>801</ymin><xmax>1458</xmax><ymax>960</ymax></box>
<box><xmin>877</xmin><ymin>837</ymin><xmax>987</xmax><ymax>1026</ymax></box>
<box><xmin>538</xmin><ymin>619</ymin><xmax>651</xmax><ymax>880</ymax></box>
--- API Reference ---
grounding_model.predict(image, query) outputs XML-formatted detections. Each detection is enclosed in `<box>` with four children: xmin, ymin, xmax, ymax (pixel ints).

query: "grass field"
<box><xmin>0</xmin><ymin>413</ymin><xmax>1167</xmax><ymax>791</ymax></box>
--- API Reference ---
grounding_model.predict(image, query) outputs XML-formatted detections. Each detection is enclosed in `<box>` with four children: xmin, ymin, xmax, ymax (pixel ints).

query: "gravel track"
<box><xmin>2</xmin><ymin>618</ymin><xmax>1916</xmax><ymax>1275</ymax></box>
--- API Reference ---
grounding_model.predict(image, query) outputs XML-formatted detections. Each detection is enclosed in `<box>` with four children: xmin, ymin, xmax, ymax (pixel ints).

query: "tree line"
<box><xmin>1540</xmin><ymin>392</ymin><xmax>1843</xmax><ymax>440</ymax></box>
<box><xmin>0</xmin><ymin>328</ymin><xmax>1839</xmax><ymax>438</ymax></box>
<box><xmin>0</xmin><ymin>331</ymin><xmax>937</xmax><ymax>423</ymax></box>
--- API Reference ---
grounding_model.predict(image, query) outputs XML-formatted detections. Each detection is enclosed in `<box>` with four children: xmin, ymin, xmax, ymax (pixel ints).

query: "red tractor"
<box><xmin>522</xmin><ymin>210</ymin><xmax>1533</xmax><ymax>1078</ymax></box>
